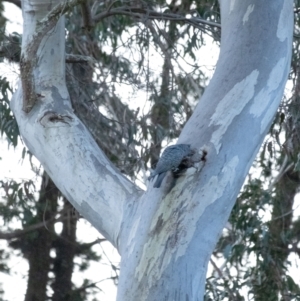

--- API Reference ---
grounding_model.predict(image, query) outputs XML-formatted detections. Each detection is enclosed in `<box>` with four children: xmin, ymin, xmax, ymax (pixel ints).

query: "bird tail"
<box><xmin>153</xmin><ymin>172</ymin><xmax>166</xmax><ymax>188</ymax></box>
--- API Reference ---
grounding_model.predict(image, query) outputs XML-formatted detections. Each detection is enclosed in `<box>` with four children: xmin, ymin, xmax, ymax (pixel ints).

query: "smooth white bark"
<box><xmin>11</xmin><ymin>0</ymin><xmax>293</xmax><ymax>300</ymax></box>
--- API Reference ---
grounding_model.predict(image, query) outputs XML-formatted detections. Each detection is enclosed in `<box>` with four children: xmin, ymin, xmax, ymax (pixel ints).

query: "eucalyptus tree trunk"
<box><xmin>11</xmin><ymin>0</ymin><xmax>293</xmax><ymax>300</ymax></box>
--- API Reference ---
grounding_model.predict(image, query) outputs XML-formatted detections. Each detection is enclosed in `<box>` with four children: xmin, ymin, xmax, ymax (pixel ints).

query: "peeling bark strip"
<box><xmin>20</xmin><ymin>58</ymin><xmax>36</xmax><ymax>112</ymax></box>
<box><xmin>21</xmin><ymin>17</ymin><xmax>57</xmax><ymax>112</ymax></box>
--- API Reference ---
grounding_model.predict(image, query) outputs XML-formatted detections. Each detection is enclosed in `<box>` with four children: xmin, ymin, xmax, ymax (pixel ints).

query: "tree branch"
<box><xmin>93</xmin><ymin>6</ymin><xmax>221</xmax><ymax>30</ymax></box>
<box><xmin>21</xmin><ymin>0</ymin><xmax>87</xmax><ymax>112</ymax></box>
<box><xmin>80</xmin><ymin>0</ymin><xmax>94</xmax><ymax>30</ymax></box>
<box><xmin>66</xmin><ymin>53</ymin><xmax>96</xmax><ymax>64</ymax></box>
<box><xmin>0</xmin><ymin>216</ymin><xmax>78</xmax><ymax>240</ymax></box>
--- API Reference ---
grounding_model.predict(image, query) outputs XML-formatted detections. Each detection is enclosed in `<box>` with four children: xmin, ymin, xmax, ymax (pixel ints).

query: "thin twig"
<box><xmin>66</xmin><ymin>53</ymin><xmax>97</xmax><ymax>64</ymax></box>
<box><xmin>210</xmin><ymin>257</ymin><xmax>236</xmax><ymax>300</ymax></box>
<box><xmin>93</xmin><ymin>6</ymin><xmax>221</xmax><ymax>30</ymax></box>
<box><xmin>0</xmin><ymin>215</ymin><xmax>79</xmax><ymax>240</ymax></box>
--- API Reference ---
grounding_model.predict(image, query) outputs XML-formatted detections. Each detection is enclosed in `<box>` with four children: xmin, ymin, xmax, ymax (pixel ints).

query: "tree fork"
<box><xmin>11</xmin><ymin>1</ymin><xmax>294</xmax><ymax>301</ymax></box>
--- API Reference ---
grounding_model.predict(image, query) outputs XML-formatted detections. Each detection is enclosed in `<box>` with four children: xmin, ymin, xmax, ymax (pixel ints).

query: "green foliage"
<box><xmin>0</xmin><ymin>2</ymin><xmax>6</xmax><ymax>35</ymax></box>
<box><xmin>0</xmin><ymin>179</ymin><xmax>36</xmax><ymax>225</ymax></box>
<box><xmin>0</xmin><ymin>77</ymin><xmax>19</xmax><ymax>147</ymax></box>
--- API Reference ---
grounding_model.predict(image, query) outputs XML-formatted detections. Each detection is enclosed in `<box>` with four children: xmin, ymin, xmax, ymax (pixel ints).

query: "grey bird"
<box><xmin>148</xmin><ymin>144</ymin><xmax>195</xmax><ymax>188</ymax></box>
